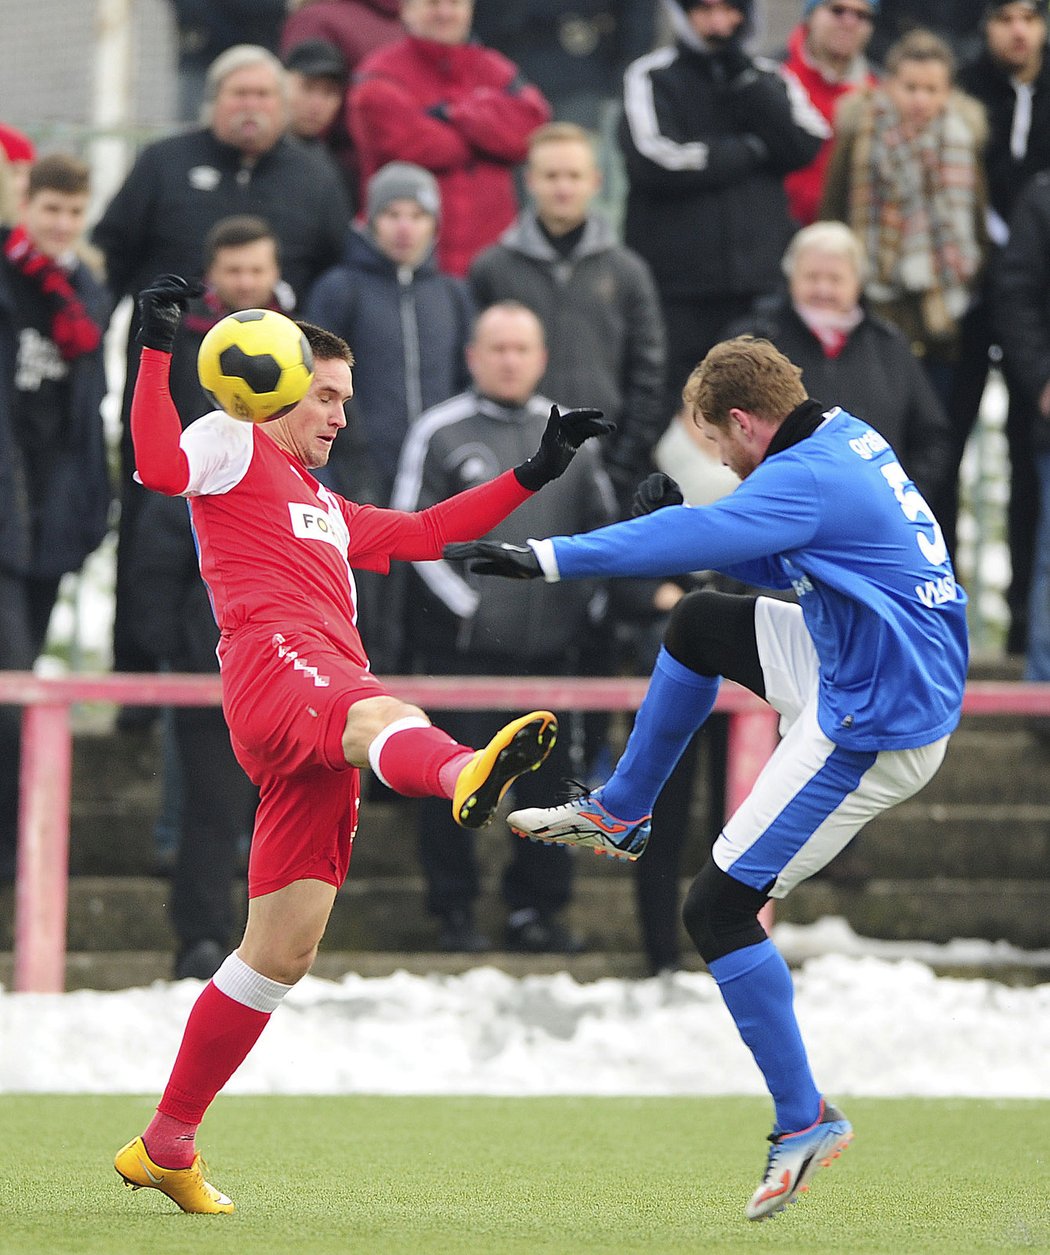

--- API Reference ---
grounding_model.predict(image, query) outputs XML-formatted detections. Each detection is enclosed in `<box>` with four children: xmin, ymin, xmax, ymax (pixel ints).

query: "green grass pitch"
<box><xmin>1</xmin><ymin>1095</ymin><xmax>1047</xmax><ymax>1254</ymax></box>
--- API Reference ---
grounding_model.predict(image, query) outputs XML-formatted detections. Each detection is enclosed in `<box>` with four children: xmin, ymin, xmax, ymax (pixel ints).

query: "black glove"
<box><xmin>443</xmin><ymin>540</ymin><xmax>542</xmax><ymax>579</ymax></box>
<box><xmin>136</xmin><ymin>274</ymin><xmax>204</xmax><ymax>352</ymax></box>
<box><xmin>632</xmin><ymin>471</ymin><xmax>685</xmax><ymax>517</ymax></box>
<box><xmin>514</xmin><ymin>405</ymin><xmax>616</xmax><ymax>491</ymax></box>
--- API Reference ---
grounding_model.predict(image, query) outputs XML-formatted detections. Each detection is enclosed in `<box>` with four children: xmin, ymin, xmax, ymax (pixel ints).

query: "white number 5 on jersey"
<box><xmin>880</xmin><ymin>462</ymin><xmax>949</xmax><ymax>568</ymax></box>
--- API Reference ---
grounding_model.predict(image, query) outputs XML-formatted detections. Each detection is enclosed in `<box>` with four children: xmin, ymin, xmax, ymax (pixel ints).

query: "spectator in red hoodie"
<box><xmin>780</xmin><ymin>0</ymin><xmax>880</xmax><ymax>226</ymax></box>
<box><xmin>349</xmin><ymin>0</ymin><xmax>550</xmax><ymax>277</ymax></box>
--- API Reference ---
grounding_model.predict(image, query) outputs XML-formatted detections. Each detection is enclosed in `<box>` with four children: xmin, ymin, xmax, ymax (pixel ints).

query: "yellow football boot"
<box><xmin>452</xmin><ymin>710</ymin><xmax>557</xmax><ymax>828</ymax></box>
<box><xmin>114</xmin><ymin>1136</ymin><xmax>235</xmax><ymax>1214</ymax></box>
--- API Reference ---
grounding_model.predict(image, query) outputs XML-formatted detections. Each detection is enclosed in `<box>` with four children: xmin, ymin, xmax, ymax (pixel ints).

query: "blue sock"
<box><xmin>600</xmin><ymin>647</ymin><xmax>720</xmax><ymax>820</ymax></box>
<box><xmin>708</xmin><ymin>939</ymin><xmax>821</xmax><ymax>1134</ymax></box>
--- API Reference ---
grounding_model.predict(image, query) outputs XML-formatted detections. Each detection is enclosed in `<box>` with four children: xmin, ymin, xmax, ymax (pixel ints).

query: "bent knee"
<box><xmin>343</xmin><ymin>695</ymin><xmax>429</xmax><ymax>767</ymax></box>
<box><xmin>682</xmin><ymin>860</ymin><xmax>769</xmax><ymax>963</ymax></box>
<box><xmin>663</xmin><ymin>590</ymin><xmax>761</xmax><ymax>688</ymax></box>
<box><xmin>237</xmin><ymin>940</ymin><xmax>318</xmax><ymax>986</ymax></box>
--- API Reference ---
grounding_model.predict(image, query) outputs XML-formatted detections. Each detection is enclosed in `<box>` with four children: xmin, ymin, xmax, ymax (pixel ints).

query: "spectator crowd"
<box><xmin>2</xmin><ymin>0</ymin><xmax>1049</xmax><ymax>976</ymax></box>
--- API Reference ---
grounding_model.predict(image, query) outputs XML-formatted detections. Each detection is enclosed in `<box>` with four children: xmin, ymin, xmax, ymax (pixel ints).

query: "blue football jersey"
<box><xmin>546</xmin><ymin>407</ymin><xmax>968</xmax><ymax>751</ymax></box>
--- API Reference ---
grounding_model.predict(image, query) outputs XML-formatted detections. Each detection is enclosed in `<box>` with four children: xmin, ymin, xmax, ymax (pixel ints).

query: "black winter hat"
<box><xmin>984</xmin><ymin>0</ymin><xmax>1047</xmax><ymax>15</ymax></box>
<box><xmin>283</xmin><ymin>39</ymin><xmax>348</xmax><ymax>83</ymax></box>
<box><xmin>675</xmin><ymin>0</ymin><xmax>751</xmax><ymax>14</ymax></box>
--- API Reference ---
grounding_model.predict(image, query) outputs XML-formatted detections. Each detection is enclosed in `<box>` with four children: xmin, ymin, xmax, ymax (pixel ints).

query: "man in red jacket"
<box><xmin>348</xmin><ymin>0</ymin><xmax>550</xmax><ymax>276</ymax></box>
<box><xmin>780</xmin><ymin>0</ymin><xmax>880</xmax><ymax>226</ymax></box>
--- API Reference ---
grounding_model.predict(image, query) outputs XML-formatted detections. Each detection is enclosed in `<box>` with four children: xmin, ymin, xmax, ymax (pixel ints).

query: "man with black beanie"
<box><xmin>619</xmin><ymin>0</ymin><xmax>826</xmax><ymax>419</ymax></box>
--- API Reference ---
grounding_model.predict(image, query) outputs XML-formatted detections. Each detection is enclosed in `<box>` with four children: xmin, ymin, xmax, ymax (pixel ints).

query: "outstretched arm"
<box><xmin>130</xmin><ymin>275</ymin><xmax>203</xmax><ymax>496</ymax></box>
<box><xmin>445</xmin><ymin>463</ymin><xmax>820</xmax><ymax>581</ymax></box>
<box><xmin>348</xmin><ymin>407</ymin><xmax>615</xmax><ymax>566</ymax></box>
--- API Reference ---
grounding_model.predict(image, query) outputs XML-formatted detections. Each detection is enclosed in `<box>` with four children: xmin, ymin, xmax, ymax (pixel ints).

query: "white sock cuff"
<box><xmin>367</xmin><ymin>715</ymin><xmax>431</xmax><ymax>785</ymax></box>
<box><xmin>212</xmin><ymin>952</ymin><xmax>293</xmax><ymax>1014</ymax></box>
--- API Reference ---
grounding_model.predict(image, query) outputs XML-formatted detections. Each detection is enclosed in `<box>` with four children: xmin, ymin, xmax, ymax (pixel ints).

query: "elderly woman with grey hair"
<box><xmin>727</xmin><ymin>220</ymin><xmax>955</xmax><ymax>522</ymax></box>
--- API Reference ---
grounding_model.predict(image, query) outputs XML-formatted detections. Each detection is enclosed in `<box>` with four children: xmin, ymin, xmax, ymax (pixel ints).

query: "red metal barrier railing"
<box><xmin>2</xmin><ymin>673</ymin><xmax>1049</xmax><ymax>993</ymax></box>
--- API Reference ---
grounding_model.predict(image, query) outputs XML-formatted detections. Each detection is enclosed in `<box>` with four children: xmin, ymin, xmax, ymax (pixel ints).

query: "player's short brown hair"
<box><xmin>683</xmin><ymin>336</ymin><xmax>807</xmax><ymax>428</ymax></box>
<box><xmin>204</xmin><ymin>214</ymin><xmax>279</xmax><ymax>268</ymax></box>
<box><xmin>27</xmin><ymin>153</ymin><xmax>89</xmax><ymax>199</ymax></box>
<box><xmin>297</xmin><ymin>320</ymin><xmax>354</xmax><ymax>367</ymax></box>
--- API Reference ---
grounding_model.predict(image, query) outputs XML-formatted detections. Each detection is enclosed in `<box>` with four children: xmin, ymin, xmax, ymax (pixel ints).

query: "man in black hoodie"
<box><xmin>619</xmin><ymin>0</ymin><xmax>825</xmax><ymax>417</ymax></box>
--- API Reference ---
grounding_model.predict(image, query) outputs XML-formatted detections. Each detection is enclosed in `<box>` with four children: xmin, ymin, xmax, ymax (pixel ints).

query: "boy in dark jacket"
<box><xmin>307</xmin><ymin>161</ymin><xmax>473</xmax><ymax>505</ymax></box>
<box><xmin>307</xmin><ymin>162</ymin><xmax>474</xmax><ymax>671</ymax></box>
<box><xmin>0</xmin><ymin>153</ymin><xmax>111</xmax><ymax>880</ymax></box>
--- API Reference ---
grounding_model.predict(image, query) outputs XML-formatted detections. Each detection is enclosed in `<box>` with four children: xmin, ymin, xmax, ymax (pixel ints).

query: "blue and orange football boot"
<box><xmin>507</xmin><ymin>788</ymin><xmax>651</xmax><ymax>861</ymax></box>
<box><xmin>745</xmin><ymin>1099</ymin><xmax>853</xmax><ymax>1221</ymax></box>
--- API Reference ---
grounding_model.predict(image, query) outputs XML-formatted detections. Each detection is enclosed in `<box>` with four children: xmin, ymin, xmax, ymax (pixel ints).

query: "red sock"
<box><xmin>372</xmin><ymin>720</ymin><xmax>473</xmax><ymax>798</ymax></box>
<box><xmin>148</xmin><ymin>980</ymin><xmax>271</xmax><ymax>1160</ymax></box>
<box><xmin>142</xmin><ymin>1109</ymin><xmax>199</xmax><ymax>1170</ymax></box>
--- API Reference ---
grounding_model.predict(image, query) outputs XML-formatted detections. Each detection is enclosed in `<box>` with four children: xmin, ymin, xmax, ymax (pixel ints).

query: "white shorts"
<box><xmin>712</xmin><ymin>597</ymin><xmax>949</xmax><ymax>899</ymax></box>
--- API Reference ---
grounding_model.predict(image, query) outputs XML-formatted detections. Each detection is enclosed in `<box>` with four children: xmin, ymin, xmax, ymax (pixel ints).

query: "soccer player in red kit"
<box><xmin>114</xmin><ymin>275</ymin><xmax>612</xmax><ymax>1213</ymax></box>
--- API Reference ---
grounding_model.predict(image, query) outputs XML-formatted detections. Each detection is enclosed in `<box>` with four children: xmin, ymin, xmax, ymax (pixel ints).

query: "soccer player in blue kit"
<box><xmin>446</xmin><ymin>336</ymin><xmax>969</xmax><ymax>1221</ymax></box>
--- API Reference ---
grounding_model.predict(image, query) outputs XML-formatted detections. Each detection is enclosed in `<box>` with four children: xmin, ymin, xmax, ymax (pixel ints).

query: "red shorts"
<box><xmin>220</xmin><ymin>625</ymin><xmax>391</xmax><ymax>898</ymax></box>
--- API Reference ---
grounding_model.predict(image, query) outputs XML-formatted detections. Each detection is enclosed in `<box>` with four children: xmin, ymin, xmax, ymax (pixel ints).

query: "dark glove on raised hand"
<box><xmin>632</xmin><ymin>471</ymin><xmax>685</xmax><ymax>517</ymax></box>
<box><xmin>136</xmin><ymin>274</ymin><xmax>204</xmax><ymax>352</ymax></box>
<box><xmin>443</xmin><ymin>541</ymin><xmax>542</xmax><ymax>579</ymax></box>
<box><xmin>514</xmin><ymin>405</ymin><xmax>616</xmax><ymax>491</ymax></box>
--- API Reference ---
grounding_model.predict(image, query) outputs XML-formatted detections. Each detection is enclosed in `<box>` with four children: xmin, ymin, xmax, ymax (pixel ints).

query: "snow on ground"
<box><xmin>2</xmin><ymin>920</ymin><xmax>1049</xmax><ymax>1099</ymax></box>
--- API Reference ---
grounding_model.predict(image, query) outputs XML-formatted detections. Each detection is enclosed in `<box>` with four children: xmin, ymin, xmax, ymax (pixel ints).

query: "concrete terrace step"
<box><xmin>65</xmin><ymin>721</ymin><xmax>1050</xmax><ymax>880</ymax></box>
<box><xmin>4</xmin><ymin>872</ymin><xmax>1050</xmax><ymax>956</ymax></box>
<box><xmin>3</xmin><ymin>943</ymin><xmax>1049</xmax><ymax>994</ymax></box>
<box><xmin>780</xmin><ymin>877</ymin><xmax>1050</xmax><ymax>951</ymax></box>
<box><xmin>66</xmin><ymin>790</ymin><xmax>1050</xmax><ymax>885</ymax></box>
<box><xmin>0</xmin><ymin>950</ymin><xmax>674</xmax><ymax>993</ymax></box>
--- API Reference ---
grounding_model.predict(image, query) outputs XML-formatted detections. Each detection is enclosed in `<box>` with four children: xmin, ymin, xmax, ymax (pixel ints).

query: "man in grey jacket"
<box><xmin>391</xmin><ymin>301</ymin><xmax>617</xmax><ymax>952</ymax></box>
<box><xmin>470</xmin><ymin>122</ymin><xmax>666</xmax><ymax>514</ymax></box>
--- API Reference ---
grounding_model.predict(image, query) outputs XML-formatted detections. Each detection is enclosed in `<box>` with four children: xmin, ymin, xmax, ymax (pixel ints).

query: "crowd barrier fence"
<box><xmin>2</xmin><ymin>672</ymin><xmax>1048</xmax><ymax>993</ymax></box>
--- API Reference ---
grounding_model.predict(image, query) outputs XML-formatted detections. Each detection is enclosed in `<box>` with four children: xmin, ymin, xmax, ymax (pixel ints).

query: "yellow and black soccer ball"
<box><xmin>197</xmin><ymin>309</ymin><xmax>314</xmax><ymax>423</ymax></box>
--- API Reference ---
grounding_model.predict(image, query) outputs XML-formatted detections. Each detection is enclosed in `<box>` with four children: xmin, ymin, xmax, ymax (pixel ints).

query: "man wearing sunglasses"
<box><xmin>780</xmin><ymin>0</ymin><xmax>880</xmax><ymax>227</ymax></box>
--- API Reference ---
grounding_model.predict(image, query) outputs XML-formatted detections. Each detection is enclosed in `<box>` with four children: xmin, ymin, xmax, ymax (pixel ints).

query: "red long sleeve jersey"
<box><xmin>132</xmin><ymin>350</ymin><xmax>532</xmax><ymax>666</ymax></box>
